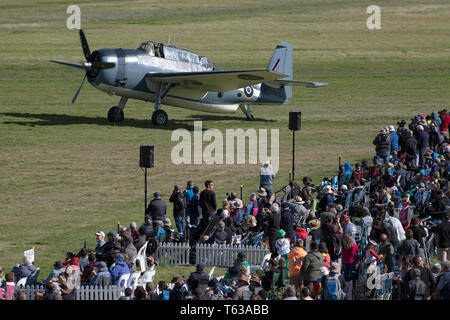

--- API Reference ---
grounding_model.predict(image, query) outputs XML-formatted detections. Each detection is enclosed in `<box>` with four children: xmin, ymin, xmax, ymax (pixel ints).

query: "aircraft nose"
<box><xmin>86</xmin><ymin>51</ymin><xmax>115</xmax><ymax>78</ymax></box>
<box><xmin>87</xmin><ymin>50</ymin><xmax>117</xmax><ymax>86</ymax></box>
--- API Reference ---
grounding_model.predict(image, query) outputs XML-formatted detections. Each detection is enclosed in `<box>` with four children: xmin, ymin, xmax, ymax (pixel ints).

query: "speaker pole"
<box><xmin>338</xmin><ymin>154</ymin><xmax>342</xmax><ymax>188</ymax></box>
<box><xmin>144</xmin><ymin>167</ymin><xmax>148</xmax><ymax>216</ymax></box>
<box><xmin>292</xmin><ymin>129</ymin><xmax>296</xmax><ymax>182</ymax></box>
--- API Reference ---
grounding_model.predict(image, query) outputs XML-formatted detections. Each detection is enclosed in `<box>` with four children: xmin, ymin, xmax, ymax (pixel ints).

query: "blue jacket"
<box><xmin>184</xmin><ymin>188</ymin><xmax>194</xmax><ymax>216</ymax></box>
<box><xmin>390</xmin><ymin>131</ymin><xmax>399</xmax><ymax>150</ymax></box>
<box><xmin>108</xmin><ymin>261</ymin><xmax>130</xmax><ymax>286</ymax></box>
<box><xmin>417</xmin><ymin>130</ymin><xmax>429</xmax><ymax>149</ymax></box>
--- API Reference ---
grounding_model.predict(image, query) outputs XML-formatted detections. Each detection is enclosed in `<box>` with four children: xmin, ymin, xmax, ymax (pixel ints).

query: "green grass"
<box><xmin>0</xmin><ymin>0</ymin><xmax>449</xmax><ymax>282</ymax></box>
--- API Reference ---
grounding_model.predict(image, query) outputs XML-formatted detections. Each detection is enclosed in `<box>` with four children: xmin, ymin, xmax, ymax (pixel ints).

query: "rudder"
<box><xmin>267</xmin><ymin>42</ymin><xmax>293</xmax><ymax>99</ymax></box>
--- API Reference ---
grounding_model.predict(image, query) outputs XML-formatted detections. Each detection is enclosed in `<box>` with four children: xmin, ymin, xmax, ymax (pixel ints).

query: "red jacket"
<box><xmin>295</xmin><ymin>228</ymin><xmax>308</xmax><ymax>241</ymax></box>
<box><xmin>440</xmin><ymin>114</ymin><xmax>450</xmax><ymax>132</ymax></box>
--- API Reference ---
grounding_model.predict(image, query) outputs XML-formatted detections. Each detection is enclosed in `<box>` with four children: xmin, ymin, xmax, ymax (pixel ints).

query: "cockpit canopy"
<box><xmin>138</xmin><ymin>41</ymin><xmax>214</xmax><ymax>70</ymax></box>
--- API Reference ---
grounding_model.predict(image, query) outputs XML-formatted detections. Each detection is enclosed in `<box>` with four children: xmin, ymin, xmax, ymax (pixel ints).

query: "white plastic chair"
<box><xmin>139</xmin><ymin>265</ymin><xmax>155</xmax><ymax>286</ymax></box>
<box><xmin>135</xmin><ymin>241</ymin><xmax>148</xmax><ymax>272</ymax></box>
<box><xmin>259</xmin><ymin>252</ymin><xmax>273</xmax><ymax>271</ymax></box>
<box><xmin>15</xmin><ymin>277</ymin><xmax>27</xmax><ymax>289</ymax></box>
<box><xmin>117</xmin><ymin>273</ymin><xmax>131</xmax><ymax>288</ymax></box>
<box><xmin>208</xmin><ymin>266</ymin><xmax>215</xmax><ymax>280</ymax></box>
<box><xmin>127</xmin><ymin>271</ymin><xmax>142</xmax><ymax>290</ymax></box>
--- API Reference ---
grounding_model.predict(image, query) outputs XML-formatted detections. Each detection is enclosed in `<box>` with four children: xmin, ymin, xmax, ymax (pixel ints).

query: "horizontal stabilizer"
<box><xmin>268</xmin><ymin>79</ymin><xmax>328</xmax><ymax>88</ymax></box>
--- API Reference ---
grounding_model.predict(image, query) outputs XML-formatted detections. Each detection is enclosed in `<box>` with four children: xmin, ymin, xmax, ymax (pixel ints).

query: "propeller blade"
<box><xmin>50</xmin><ymin>60</ymin><xmax>84</xmax><ymax>69</ymax></box>
<box><xmin>92</xmin><ymin>61</ymin><xmax>116</xmax><ymax>69</ymax></box>
<box><xmin>79</xmin><ymin>29</ymin><xmax>91</xmax><ymax>61</ymax></box>
<box><xmin>72</xmin><ymin>72</ymin><xmax>88</xmax><ymax>104</ymax></box>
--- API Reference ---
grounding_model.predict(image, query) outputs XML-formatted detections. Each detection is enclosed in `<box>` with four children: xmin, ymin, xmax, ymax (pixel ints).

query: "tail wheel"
<box><xmin>152</xmin><ymin>109</ymin><xmax>168</xmax><ymax>125</ymax></box>
<box><xmin>107</xmin><ymin>106</ymin><xmax>124</xmax><ymax>123</ymax></box>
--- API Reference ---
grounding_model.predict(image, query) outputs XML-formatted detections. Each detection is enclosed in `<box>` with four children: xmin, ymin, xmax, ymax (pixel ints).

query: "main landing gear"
<box><xmin>107</xmin><ymin>82</ymin><xmax>174</xmax><ymax>125</ymax></box>
<box><xmin>107</xmin><ymin>96</ymin><xmax>127</xmax><ymax>123</ymax></box>
<box><xmin>240</xmin><ymin>104</ymin><xmax>255</xmax><ymax>120</ymax></box>
<box><xmin>151</xmin><ymin>83</ymin><xmax>174</xmax><ymax>126</ymax></box>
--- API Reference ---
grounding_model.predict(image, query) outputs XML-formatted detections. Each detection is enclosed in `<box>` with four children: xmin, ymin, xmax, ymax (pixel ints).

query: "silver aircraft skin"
<box><xmin>51</xmin><ymin>30</ymin><xmax>327</xmax><ymax>125</ymax></box>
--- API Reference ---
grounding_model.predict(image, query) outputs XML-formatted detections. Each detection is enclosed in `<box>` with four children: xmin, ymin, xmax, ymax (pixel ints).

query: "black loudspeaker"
<box><xmin>289</xmin><ymin>111</ymin><xmax>301</xmax><ymax>131</ymax></box>
<box><xmin>139</xmin><ymin>145</ymin><xmax>154</xmax><ymax>168</ymax></box>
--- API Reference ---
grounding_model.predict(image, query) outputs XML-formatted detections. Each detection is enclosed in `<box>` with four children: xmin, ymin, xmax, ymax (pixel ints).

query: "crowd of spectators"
<box><xmin>1</xmin><ymin>110</ymin><xmax>450</xmax><ymax>301</ymax></box>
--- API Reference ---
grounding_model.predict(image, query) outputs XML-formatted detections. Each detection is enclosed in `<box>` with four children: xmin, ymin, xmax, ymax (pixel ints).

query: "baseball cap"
<box><xmin>95</xmin><ymin>231</ymin><xmax>105</xmax><ymax>237</ymax></box>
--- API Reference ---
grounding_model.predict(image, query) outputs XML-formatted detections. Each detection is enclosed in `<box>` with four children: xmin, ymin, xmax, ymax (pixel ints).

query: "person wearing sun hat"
<box><xmin>41</xmin><ymin>260</ymin><xmax>65</xmax><ymax>285</ymax></box>
<box><xmin>308</xmin><ymin>219</ymin><xmax>321</xmax><ymax>244</ymax></box>
<box><xmin>170</xmin><ymin>275</ymin><xmax>189</xmax><ymax>300</ymax></box>
<box><xmin>232</xmin><ymin>273</ymin><xmax>250</xmax><ymax>300</ymax></box>
<box><xmin>275</xmin><ymin>229</ymin><xmax>291</xmax><ymax>268</ymax></box>
<box><xmin>389</xmin><ymin>125</ymin><xmax>399</xmax><ymax>152</ymax></box>
<box><xmin>260</xmin><ymin>160</ymin><xmax>275</xmax><ymax>198</ymax></box>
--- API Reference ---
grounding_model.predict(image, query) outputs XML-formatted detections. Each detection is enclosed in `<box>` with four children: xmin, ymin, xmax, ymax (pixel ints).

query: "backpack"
<box><xmin>408</xmin><ymin>279</ymin><xmax>427</xmax><ymax>300</ymax></box>
<box><xmin>156</xmin><ymin>227</ymin><xmax>166</xmax><ymax>244</ymax></box>
<box><xmin>251</xmin><ymin>204</ymin><xmax>259</xmax><ymax>217</ymax></box>
<box><xmin>160</xmin><ymin>289</ymin><xmax>170</xmax><ymax>300</ymax></box>
<box><xmin>323</xmin><ymin>275</ymin><xmax>345</xmax><ymax>300</ymax></box>
<box><xmin>330</xmin><ymin>234</ymin><xmax>343</xmax><ymax>258</ymax></box>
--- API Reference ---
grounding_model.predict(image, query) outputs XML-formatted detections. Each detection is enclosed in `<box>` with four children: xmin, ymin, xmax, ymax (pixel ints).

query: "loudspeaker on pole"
<box><xmin>289</xmin><ymin>111</ymin><xmax>301</xmax><ymax>131</ymax></box>
<box><xmin>139</xmin><ymin>145</ymin><xmax>154</xmax><ymax>168</ymax></box>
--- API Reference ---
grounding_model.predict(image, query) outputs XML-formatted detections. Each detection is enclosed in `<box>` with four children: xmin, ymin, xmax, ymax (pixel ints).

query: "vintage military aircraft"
<box><xmin>51</xmin><ymin>30</ymin><xmax>327</xmax><ymax>125</ymax></box>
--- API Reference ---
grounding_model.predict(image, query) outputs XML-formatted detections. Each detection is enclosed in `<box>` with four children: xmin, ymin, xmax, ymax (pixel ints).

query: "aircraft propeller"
<box><xmin>50</xmin><ymin>29</ymin><xmax>115</xmax><ymax>104</ymax></box>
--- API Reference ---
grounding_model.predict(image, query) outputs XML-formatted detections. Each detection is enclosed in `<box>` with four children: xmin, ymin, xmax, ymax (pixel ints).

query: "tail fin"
<box><xmin>267</xmin><ymin>42</ymin><xmax>293</xmax><ymax>99</ymax></box>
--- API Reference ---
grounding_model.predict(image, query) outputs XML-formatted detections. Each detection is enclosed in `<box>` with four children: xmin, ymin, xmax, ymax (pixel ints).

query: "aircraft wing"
<box><xmin>145</xmin><ymin>70</ymin><xmax>289</xmax><ymax>92</ymax></box>
<box><xmin>267</xmin><ymin>79</ymin><xmax>328</xmax><ymax>88</ymax></box>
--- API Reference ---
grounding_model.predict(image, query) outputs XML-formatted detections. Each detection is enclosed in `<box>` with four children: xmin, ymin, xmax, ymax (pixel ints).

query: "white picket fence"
<box><xmin>195</xmin><ymin>243</ymin><xmax>270</xmax><ymax>268</ymax></box>
<box><xmin>155</xmin><ymin>242</ymin><xmax>190</xmax><ymax>265</ymax></box>
<box><xmin>75</xmin><ymin>285</ymin><xmax>123</xmax><ymax>300</ymax></box>
<box><xmin>154</xmin><ymin>242</ymin><xmax>270</xmax><ymax>268</ymax></box>
<box><xmin>18</xmin><ymin>285</ymin><xmax>124</xmax><ymax>300</ymax></box>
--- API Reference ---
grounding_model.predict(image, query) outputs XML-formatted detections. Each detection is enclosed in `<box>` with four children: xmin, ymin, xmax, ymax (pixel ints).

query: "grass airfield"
<box><xmin>0</xmin><ymin>0</ymin><xmax>449</xmax><ymax>282</ymax></box>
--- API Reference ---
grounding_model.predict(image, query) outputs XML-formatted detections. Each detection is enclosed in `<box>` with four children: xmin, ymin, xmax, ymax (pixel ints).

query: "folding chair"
<box><xmin>15</xmin><ymin>277</ymin><xmax>27</xmax><ymax>289</ymax></box>
<box><xmin>26</xmin><ymin>268</ymin><xmax>40</xmax><ymax>286</ymax></box>
<box><xmin>259</xmin><ymin>252</ymin><xmax>273</xmax><ymax>271</ymax></box>
<box><xmin>135</xmin><ymin>241</ymin><xmax>148</xmax><ymax>272</ymax></box>
<box><xmin>128</xmin><ymin>271</ymin><xmax>142</xmax><ymax>290</ymax></box>
<box><xmin>139</xmin><ymin>264</ymin><xmax>156</xmax><ymax>287</ymax></box>
<box><xmin>208</xmin><ymin>266</ymin><xmax>215</xmax><ymax>280</ymax></box>
<box><xmin>117</xmin><ymin>273</ymin><xmax>131</xmax><ymax>288</ymax></box>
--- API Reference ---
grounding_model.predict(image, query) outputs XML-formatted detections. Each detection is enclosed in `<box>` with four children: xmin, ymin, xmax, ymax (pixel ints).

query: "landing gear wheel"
<box><xmin>107</xmin><ymin>106</ymin><xmax>124</xmax><ymax>123</ymax></box>
<box><xmin>152</xmin><ymin>109</ymin><xmax>168</xmax><ymax>126</ymax></box>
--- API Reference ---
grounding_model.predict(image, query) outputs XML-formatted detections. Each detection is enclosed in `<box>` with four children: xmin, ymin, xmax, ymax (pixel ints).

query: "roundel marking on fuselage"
<box><xmin>244</xmin><ymin>86</ymin><xmax>254</xmax><ymax>98</ymax></box>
